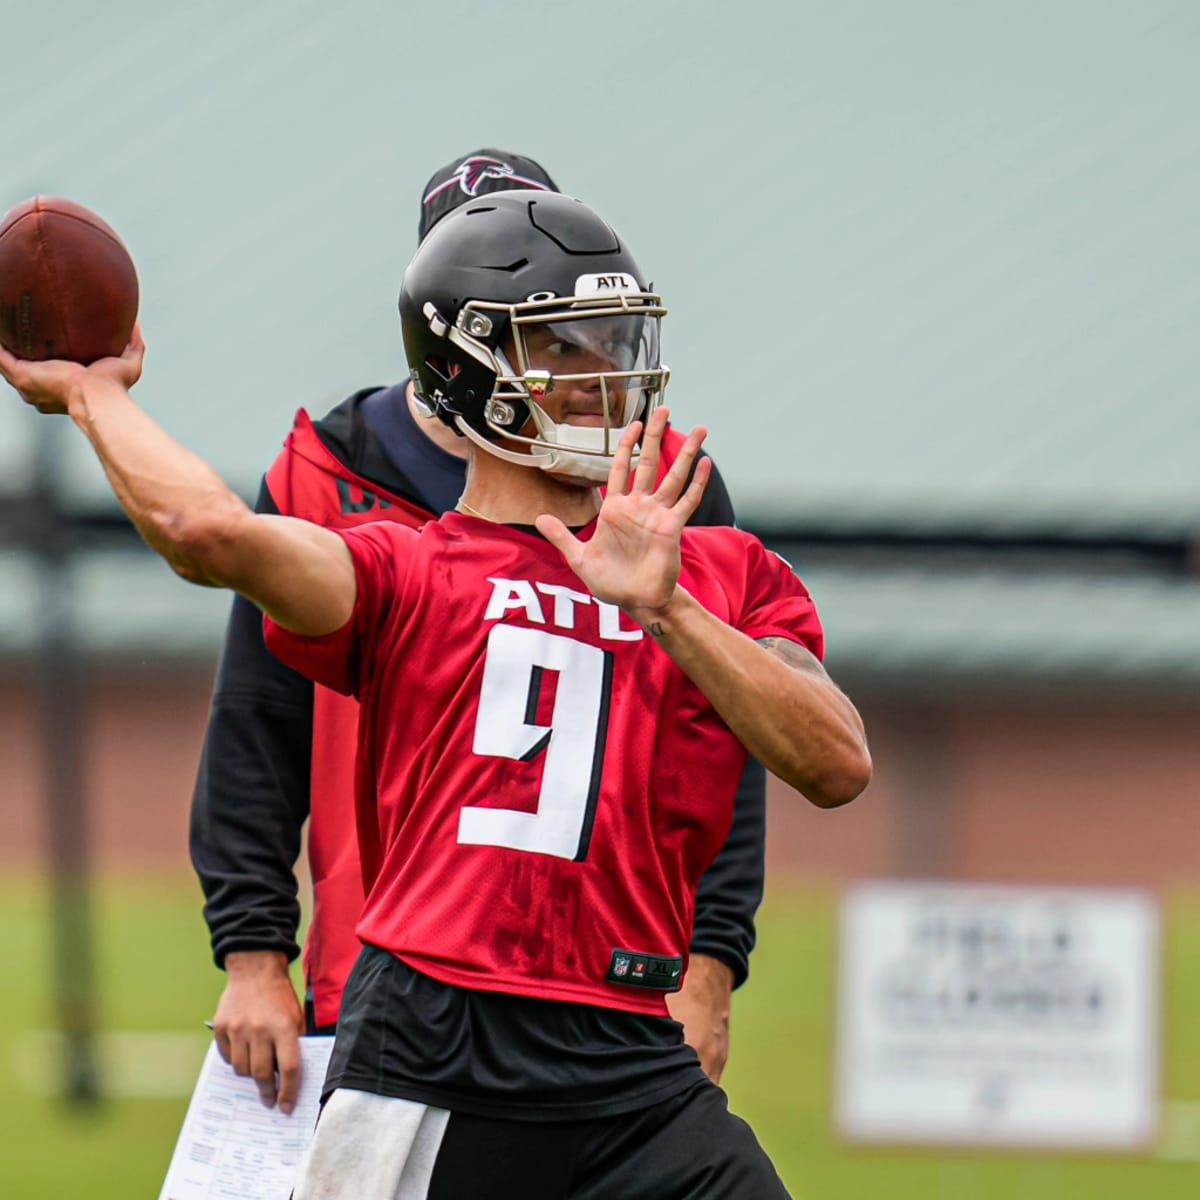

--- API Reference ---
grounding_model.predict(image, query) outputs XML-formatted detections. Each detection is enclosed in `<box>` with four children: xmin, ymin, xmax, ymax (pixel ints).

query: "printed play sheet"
<box><xmin>158</xmin><ymin>1037</ymin><xmax>334</xmax><ymax>1200</ymax></box>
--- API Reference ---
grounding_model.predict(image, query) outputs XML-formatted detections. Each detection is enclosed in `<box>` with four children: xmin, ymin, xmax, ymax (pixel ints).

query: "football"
<box><xmin>0</xmin><ymin>196</ymin><xmax>139</xmax><ymax>364</ymax></box>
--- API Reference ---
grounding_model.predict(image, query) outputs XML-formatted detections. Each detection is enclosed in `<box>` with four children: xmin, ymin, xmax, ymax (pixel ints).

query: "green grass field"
<box><xmin>2</xmin><ymin>873</ymin><xmax>1197</xmax><ymax>1198</ymax></box>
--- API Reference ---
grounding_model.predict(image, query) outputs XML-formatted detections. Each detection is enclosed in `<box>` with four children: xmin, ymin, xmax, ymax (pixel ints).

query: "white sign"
<box><xmin>835</xmin><ymin>881</ymin><xmax>1159</xmax><ymax>1149</ymax></box>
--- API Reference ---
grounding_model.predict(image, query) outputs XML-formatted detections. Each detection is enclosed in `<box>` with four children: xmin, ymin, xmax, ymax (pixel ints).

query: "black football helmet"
<box><xmin>399</xmin><ymin>190</ymin><xmax>668</xmax><ymax>481</ymax></box>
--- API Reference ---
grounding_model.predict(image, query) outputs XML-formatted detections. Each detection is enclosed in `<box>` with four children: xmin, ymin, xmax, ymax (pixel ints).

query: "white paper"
<box><xmin>159</xmin><ymin>1037</ymin><xmax>335</xmax><ymax>1200</ymax></box>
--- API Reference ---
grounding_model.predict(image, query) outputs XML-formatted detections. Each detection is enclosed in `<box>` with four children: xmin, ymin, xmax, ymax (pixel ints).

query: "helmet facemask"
<box><xmin>441</xmin><ymin>289</ymin><xmax>669</xmax><ymax>482</ymax></box>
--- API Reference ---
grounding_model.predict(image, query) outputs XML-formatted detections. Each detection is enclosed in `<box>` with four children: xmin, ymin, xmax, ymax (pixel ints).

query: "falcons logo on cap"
<box><xmin>454</xmin><ymin>156</ymin><xmax>515</xmax><ymax>196</ymax></box>
<box><xmin>423</xmin><ymin>156</ymin><xmax>554</xmax><ymax>206</ymax></box>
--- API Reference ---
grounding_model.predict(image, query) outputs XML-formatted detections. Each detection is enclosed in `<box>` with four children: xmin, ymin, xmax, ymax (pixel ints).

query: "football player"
<box><xmin>1</xmin><ymin>190</ymin><xmax>870</xmax><ymax>1197</ymax></box>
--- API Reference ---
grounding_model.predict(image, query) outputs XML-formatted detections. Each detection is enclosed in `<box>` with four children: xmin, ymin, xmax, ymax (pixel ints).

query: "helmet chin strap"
<box><xmin>453</xmin><ymin>416</ymin><xmax>556</xmax><ymax>470</ymax></box>
<box><xmin>451</xmin><ymin>412</ymin><xmax>643</xmax><ymax>482</ymax></box>
<box><xmin>521</xmin><ymin>380</ymin><xmax>647</xmax><ymax>481</ymax></box>
<box><xmin>453</xmin><ymin>414</ymin><xmax>639</xmax><ymax>482</ymax></box>
<box><xmin>535</xmin><ymin>420</ymin><xmax>641</xmax><ymax>482</ymax></box>
<box><xmin>451</xmin><ymin>345</ymin><xmax>653</xmax><ymax>482</ymax></box>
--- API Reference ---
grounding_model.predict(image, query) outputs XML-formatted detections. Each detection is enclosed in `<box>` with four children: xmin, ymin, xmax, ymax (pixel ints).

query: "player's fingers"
<box><xmin>534</xmin><ymin>514</ymin><xmax>579</xmax><ymax>566</ymax></box>
<box><xmin>0</xmin><ymin>340</ymin><xmax>19</xmax><ymax>382</ymax></box>
<box><xmin>123</xmin><ymin>323</ymin><xmax>145</xmax><ymax>366</ymax></box>
<box><xmin>213</xmin><ymin>1028</ymin><xmax>233</xmax><ymax>1066</ymax></box>
<box><xmin>273</xmin><ymin>1033</ymin><xmax>303</xmax><ymax>1116</ymax></box>
<box><xmin>0</xmin><ymin>345</ymin><xmax>35</xmax><ymax>397</ymax></box>
<box><xmin>248</xmin><ymin>1034</ymin><xmax>280</xmax><ymax>1108</ymax></box>
<box><xmin>226</xmin><ymin>1031</ymin><xmax>251</xmax><ymax>1078</ymax></box>
<box><xmin>631</xmin><ymin>407</ymin><xmax>670</xmax><ymax>493</ymax></box>
<box><xmin>605</xmin><ymin>420</ymin><xmax>642</xmax><ymax>497</ymax></box>
<box><xmin>89</xmin><ymin>323</ymin><xmax>145</xmax><ymax>389</ymax></box>
<box><xmin>120</xmin><ymin>326</ymin><xmax>146</xmax><ymax>383</ymax></box>
<box><xmin>0</xmin><ymin>354</ymin><xmax>74</xmax><ymax>413</ymax></box>
<box><xmin>654</xmin><ymin>424</ymin><xmax>708</xmax><ymax>507</ymax></box>
<box><xmin>697</xmin><ymin>1023</ymin><xmax>729</xmax><ymax>1085</ymax></box>
<box><xmin>672</xmin><ymin>455</ymin><xmax>712</xmax><ymax>525</ymax></box>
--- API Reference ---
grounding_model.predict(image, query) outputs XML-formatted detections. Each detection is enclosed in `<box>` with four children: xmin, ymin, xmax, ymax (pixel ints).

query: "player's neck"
<box><xmin>405</xmin><ymin>382</ymin><xmax>469</xmax><ymax>460</ymax></box>
<box><xmin>458</xmin><ymin>452</ymin><xmax>600</xmax><ymax>527</ymax></box>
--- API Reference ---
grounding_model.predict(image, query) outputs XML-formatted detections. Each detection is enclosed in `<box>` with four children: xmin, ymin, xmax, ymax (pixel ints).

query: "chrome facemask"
<box><xmin>446</xmin><ymin>284</ymin><xmax>669</xmax><ymax>482</ymax></box>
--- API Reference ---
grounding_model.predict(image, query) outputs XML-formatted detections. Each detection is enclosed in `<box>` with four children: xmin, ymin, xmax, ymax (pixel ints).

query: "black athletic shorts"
<box><xmin>298</xmin><ymin>1079</ymin><xmax>791</xmax><ymax>1199</ymax></box>
<box><xmin>424</xmin><ymin>1082</ymin><xmax>791</xmax><ymax>1199</ymax></box>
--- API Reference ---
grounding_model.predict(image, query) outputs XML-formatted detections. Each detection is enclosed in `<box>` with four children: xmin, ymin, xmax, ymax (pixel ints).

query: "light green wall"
<box><xmin>2</xmin><ymin>0</ymin><xmax>1196</xmax><ymax>532</ymax></box>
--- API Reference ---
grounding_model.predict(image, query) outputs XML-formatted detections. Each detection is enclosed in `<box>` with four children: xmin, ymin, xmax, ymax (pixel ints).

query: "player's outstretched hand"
<box><xmin>0</xmin><ymin>323</ymin><xmax>145</xmax><ymax>414</ymax></box>
<box><xmin>535</xmin><ymin>406</ymin><xmax>710</xmax><ymax>627</ymax></box>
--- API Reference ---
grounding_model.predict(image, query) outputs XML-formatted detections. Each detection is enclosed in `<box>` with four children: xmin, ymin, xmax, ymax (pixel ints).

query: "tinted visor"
<box><xmin>518</xmin><ymin>313</ymin><xmax>660</xmax><ymax>379</ymax></box>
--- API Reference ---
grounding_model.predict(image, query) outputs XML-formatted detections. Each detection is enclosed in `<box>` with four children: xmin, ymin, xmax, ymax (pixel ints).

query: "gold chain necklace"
<box><xmin>456</xmin><ymin>498</ymin><xmax>492</xmax><ymax>521</ymax></box>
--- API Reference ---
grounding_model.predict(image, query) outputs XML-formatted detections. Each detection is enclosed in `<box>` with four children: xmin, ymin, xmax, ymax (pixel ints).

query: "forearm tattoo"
<box><xmin>756</xmin><ymin>636</ymin><xmax>824</xmax><ymax>676</ymax></box>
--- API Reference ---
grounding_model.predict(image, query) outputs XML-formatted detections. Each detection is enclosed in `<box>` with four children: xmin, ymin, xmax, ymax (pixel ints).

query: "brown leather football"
<box><xmin>0</xmin><ymin>196</ymin><xmax>139</xmax><ymax>364</ymax></box>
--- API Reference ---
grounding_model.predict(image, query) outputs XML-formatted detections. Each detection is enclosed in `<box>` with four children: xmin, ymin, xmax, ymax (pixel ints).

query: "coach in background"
<box><xmin>188</xmin><ymin>149</ymin><xmax>770</xmax><ymax>1113</ymax></box>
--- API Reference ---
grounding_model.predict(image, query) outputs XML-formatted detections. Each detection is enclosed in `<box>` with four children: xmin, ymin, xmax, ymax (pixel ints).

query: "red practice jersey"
<box><xmin>266</xmin><ymin>514</ymin><xmax>822</xmax><ymax>1015</ymax></box>
<box><xmin>260</xmin><ymin>404</ymin><xmax>743</xmax><ymax>1028</ymax></box>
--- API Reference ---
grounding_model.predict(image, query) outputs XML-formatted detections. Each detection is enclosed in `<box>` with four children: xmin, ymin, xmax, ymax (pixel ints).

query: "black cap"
<box><xmin>417</xmin><ymin>148</ymin><xmax>560</xmax><ymax>242</ymax></box>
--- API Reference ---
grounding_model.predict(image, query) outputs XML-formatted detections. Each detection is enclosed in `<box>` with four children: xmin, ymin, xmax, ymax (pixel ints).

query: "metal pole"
<box><xmin>33</xmin><ymin>418</ymin><xmax>100</xmax><ymax>1105</ymax></box>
